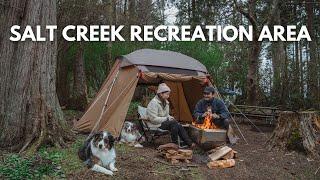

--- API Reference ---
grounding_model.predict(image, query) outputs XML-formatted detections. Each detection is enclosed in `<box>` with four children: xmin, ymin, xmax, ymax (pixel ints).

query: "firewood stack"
<box><xmin>207</xmin><ymin>146</ymin><xmax>237</xmax><ymax>169</ymax></box>
<box><xmin>157</xmin><ymin>143</ymin><xmax>193</xmax><ymax>164</ymax></box>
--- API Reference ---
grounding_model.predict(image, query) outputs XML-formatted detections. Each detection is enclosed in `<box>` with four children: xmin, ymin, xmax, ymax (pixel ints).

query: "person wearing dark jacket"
<box><xmin>193</xmin><ymin>86</ymin><xmax>230</xmax><ymax>129</ymax></box>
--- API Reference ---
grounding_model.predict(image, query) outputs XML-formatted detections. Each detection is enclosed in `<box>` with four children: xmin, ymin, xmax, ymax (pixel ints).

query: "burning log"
<box><xmin>192</xmin><ymin>111</ymin><xmax>218</xmax><ymax>129</ymax></box>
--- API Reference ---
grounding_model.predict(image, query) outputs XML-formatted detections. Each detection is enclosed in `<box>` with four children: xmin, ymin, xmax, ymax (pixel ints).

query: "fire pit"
<box><xmin>186</xmin><ymin>125</ymin><xmax>227</xmax><ymax>150</ymax></box>
<box><xmin>184</xmin><ymin>111</ymin><xmax>227</xmax><ymax>150</ymax></box>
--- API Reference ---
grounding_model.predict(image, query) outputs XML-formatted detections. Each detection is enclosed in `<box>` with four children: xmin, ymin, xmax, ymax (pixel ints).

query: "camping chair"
<box><xmin>137</xmin><ymin>106</ymin><xmax>185</xmax><ymax>147</ymax></box>
<box><xmin>137</xmin><ymin>106</ymin><xmax>170</xmax><ymax>143</ymax></box>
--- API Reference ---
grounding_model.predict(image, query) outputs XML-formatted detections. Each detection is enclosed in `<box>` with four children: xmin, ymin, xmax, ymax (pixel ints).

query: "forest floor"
<box><xmin>68</xmin><ymin>125</ymin><xmax>319</xmax><ymax>180</ymax></box>
<box><xmin>0</xmin><ymin>110</ymin><xmax>319</xmax><ymax>179</ymax></box>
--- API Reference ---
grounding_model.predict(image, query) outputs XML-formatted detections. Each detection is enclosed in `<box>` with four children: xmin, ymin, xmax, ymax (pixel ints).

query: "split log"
<box><xmin>167</xmin><ymin>149</ymin><xmax>178</xmax><ymax>155</ymax></box>
<box><xmin>208</xmin><ymin>146</ymin><xmax>232</xmax><ymax>161</ymax></box>
<box><xmin>314</xmin><ymin>117</ymin><xmax>320</xmax><ymax>130</ymax></box>
<box><xmin>267</xmin><ymin>111</ymin><xmax>320</xmax><ymax>155</ymax></box>
<box><xmin>165</xmin><ymin>149</ymin><xmax>192</xmax><ymax>160</ymax></box>
<box><xmin>162</xmin><ymin>148</ymin><xmax>193</xmax><ymax>164</ymax></box>
<box><xmin>165</xmin><ymin>153</ymin><xmax>192</xmax><ymax>160</ymax></box>
<box><xmin>222</xmin><ymin>150</ymin><xmax>237</xmax><ymax>160</ymax></box>
<box><xmin>207</xmin><ymin>159</ymin><xmax>235</xmax><ymax>169</ymax></box>
<box><xmin>177</xmin><ymin>149</ymin><xmax>193</xmax><ymax>156</ymax></box>
<box><xmin>157</xmin><ymin>143</ymin><xmax>179</xmax><ymax>151</ymax></box>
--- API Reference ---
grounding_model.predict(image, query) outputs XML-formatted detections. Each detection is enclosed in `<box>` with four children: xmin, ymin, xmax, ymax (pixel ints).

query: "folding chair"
<box><xmin>137</xmin><ymin>106</ymin><xmax>185</xmax><ymax>147</ymax></box>
<box><xmin>137</xmin><ymin>106</ymin><xmax>170</xmax><ymax>143</ymax></box>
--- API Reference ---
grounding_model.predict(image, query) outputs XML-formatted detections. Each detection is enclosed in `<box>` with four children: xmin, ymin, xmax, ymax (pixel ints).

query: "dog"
<box><xmin>78</xmin><ymin>131</ymin><xmax>118</xmax><ymax>176</ymax></box>
<box><xmin>120</xmin><ymin>121</ymin><xmax>145</xmax><ymax>148</ymax></box>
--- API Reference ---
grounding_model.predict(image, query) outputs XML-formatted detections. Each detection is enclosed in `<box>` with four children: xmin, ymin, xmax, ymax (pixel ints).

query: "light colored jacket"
<box><xmin>146</xmin><ymin>95</ymin><xmax>173</xmax><ymax>129</ymax></box>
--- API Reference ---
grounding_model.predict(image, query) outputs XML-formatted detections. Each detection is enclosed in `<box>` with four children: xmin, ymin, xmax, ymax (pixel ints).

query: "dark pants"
<box><xmin>213</xmin><ymin>118</ymin><xmax>230</xmax><ymax>130</ymax></box>
<box><xmin>159</xmin><ymin>120</ymin><xmax>192</xmax><ymax>146</ymax></box>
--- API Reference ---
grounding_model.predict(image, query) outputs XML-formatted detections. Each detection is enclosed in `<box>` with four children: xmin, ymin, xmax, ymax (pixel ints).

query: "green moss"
<box><xmin>287</xmin><ymin>129</ymin><xmax>304</xmax><ymax>152</ymax></box>
<box><xmin>0</xmin><ymin>137</ymin><xmax>86</xmax><ymax>179</ymax></box>
<box><xmin>116</xmin><ymin>143</ymin><xmax>134</xmax><ymax>154</ymax></box>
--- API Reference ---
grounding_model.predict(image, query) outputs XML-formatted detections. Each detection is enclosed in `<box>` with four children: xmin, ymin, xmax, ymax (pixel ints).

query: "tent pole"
<box><xmin>230</xmin><ymin>103</ymin><xmax>268</xmax><ymax>138</ymax></box>
<box><xmin>212</xmin><ymin>85</ymin><xmax>249</xmax><ymax>145</ymax></box>
<box><xmin>88</xmin><ymin>69</ymin><xmax>120</xmax><ymax>138</ymax></box>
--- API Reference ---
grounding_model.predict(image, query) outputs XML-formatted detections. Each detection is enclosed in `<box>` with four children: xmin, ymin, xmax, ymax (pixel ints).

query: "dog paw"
<box><xmin>134</xmin><ymin>143</ymin><xmax>143</xmax><ymax>148</ymax></box>
<box><xmin>111</xmin><ymin>167</ymin><xmax>118</xmax><ymax>172</ymax></box>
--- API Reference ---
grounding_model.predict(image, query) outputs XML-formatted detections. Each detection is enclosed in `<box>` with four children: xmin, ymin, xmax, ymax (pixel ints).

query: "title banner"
<box><xmin>10</xmin><ymin>25</ymin><xmax>311</xmax><ymax>42</ymax></box>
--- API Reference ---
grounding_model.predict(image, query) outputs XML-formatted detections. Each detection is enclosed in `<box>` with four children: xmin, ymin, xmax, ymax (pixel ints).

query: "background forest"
<box><xmin>0</xmin><ymin>0</ymin><xmax>319</xmax><ymax>179</ymax></box>
<box><xmin>56</xmin><ymin>0</ymin><xmax>320</xmax><ymax>112</ymax></box>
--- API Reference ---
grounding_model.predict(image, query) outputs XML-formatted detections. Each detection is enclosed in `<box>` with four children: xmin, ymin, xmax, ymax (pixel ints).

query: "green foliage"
<box><xmin>0</xmin><ymin>154</ymin><xmax>33</xmax><ymax>180</ymax></box>
<box><xmin>159</xmin><ymin>41</ymin><xmax>225</xmax><ymax>84</ymax></box>
<box><xmin>127</xmin><ymin>101</ymin><xmax>142</xmax><ymax>119</ymax></box>
<box><xmin>0</xmin><ymin>138</ymin><xmax>85</xmax><ymax>179</ymax></box>
<box><xmin>0</xmin><ymin>152</ymin><xmax>63</xmax><ymax>180</ymax></box>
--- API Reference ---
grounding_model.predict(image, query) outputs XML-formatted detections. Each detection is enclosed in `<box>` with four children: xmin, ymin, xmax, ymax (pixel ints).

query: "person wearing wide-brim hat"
<box><xmin>146</xmin><ymin>83</ymin><xmax>195</xmax><ymax>148</ymax></box>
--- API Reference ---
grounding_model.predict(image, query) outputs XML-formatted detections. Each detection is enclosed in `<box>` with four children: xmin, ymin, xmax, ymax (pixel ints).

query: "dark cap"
<box><xmin>203</xmin><ymin>86</ymin><xmax>215</xmax><ymax>94</ymax></box>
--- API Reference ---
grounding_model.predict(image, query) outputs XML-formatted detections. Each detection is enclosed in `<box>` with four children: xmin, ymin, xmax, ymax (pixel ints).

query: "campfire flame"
<box><xmin>192</xmin><ymin>114</ymin><xmax>218</xmax><ymax>130</ymax></box>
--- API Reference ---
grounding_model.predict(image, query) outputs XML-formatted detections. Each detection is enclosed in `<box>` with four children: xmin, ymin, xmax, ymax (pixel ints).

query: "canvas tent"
<box><xmin>73</xmin><ymin>49</ymin><xmax>213</xmax><ymax>136</ymax></box>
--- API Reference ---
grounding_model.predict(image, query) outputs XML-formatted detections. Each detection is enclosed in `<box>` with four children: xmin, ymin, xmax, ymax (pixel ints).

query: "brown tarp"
<box><xmin>165</xmin><ymin>81</ymin><xmax>194</xmax><ymax>123</ymax></box>
<box><xmin>73</xmin><ymin>66</ymin><xmax>139</xmax><ymax>135</ymax></box>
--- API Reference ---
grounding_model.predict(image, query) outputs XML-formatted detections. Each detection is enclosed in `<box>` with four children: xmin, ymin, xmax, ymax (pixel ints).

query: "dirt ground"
<box><xmin>69</xmin><ymin>124</ymin><xmax>320</xmax><ymax>180</ymax></box>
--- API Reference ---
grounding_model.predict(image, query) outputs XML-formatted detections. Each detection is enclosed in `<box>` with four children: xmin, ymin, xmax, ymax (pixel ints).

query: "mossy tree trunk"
<box><xmin>0</xmin><ymin>0</ymin><xmax>72</xmax><ymax>153</ymax></box>
<box><xmin>267</xmin><ymin>111</ymin><xmax>320</xmax><ymax>155</ymax></box>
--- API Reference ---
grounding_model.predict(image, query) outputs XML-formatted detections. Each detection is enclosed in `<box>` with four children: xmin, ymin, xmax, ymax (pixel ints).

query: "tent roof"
<box><xmin>120</xmin><ymin>49</ymin><xmax>208</xmax><ymax>73</ymax></box>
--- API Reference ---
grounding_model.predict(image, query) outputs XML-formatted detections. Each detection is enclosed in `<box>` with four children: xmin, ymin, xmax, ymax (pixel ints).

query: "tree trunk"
<box><xmin>191</xmin><ymin>0</ymin><xmax>196</xmax><ymax>29</ymax></box>
<box><xmin>57</xmin><ymin>42</ymin><xmax>71</xmax><ymax>107</ymax></box>
<box><xmin>247</xmin><ymin>37</ymin><xmax>261</xmax><ymax>105</ymax></box>
<box><xmin>280</xmin><ymin>44</ymin><xmax>289</xmax><ymax>106</ymax></box>
<box><xmin>270</xmin><ymin>7</ymin><xmax>285</xmax><ymax>105</ymax></box>
<box><xmin>113</xmin><ymin>0</ymin><xmax>117</xmax><ymax>26</ymax></box>
<box><xmin>0</xmin><ymin>0</ymin><xmax>71</xmax><ymax>152</ymax></box>
<box><xmin>128</xmin><ymin>0</ymin><xmax>135</xmax><ymax>24</ymax></box>
<box><xmin>107</xmin><ymin>0</ymin><xmax>113</xmax><ymax>73</ymax></box>
<box><xmin>267</xmin><ymin>111</ymin><xmax>319</xmax><ymax>155</ymax></box>
<box><xmin>70</xmin><ymin>43</ymin><xmax>88</xmax><ymax>111</ymax></box>
<box><xmin>234</xmin><ymin>0</ymin><xmax>279</xmax><ymax>105</ymax></box>
<box><xmin>299</xmin><ymin>41</ymin><xmax>304</xmax><ymax>96</ymax></box>
<box><xmin>293</xmin><ymin>4</ymin><xmax>300</xmax><ymax>102</ymax></box>
<box><xmin>306</xmin><ymin>0</ymin><xmax>319</xmax><ymax>109</ymax></box>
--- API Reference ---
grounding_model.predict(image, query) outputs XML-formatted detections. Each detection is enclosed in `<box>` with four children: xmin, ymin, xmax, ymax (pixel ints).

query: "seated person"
<box><xmin>146</xmin><ymin>83</ymin><xmax>195</xmax><ymax>148</ymax></box>
<box><xmin>194</xmin><ymin>86</ymin><xmax>230</xmax><ymax>130</ymax></box>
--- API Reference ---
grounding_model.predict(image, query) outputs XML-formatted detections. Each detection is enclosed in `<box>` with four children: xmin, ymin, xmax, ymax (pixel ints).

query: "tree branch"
<box><xmin>265</xmin><ymin>0</ymin><xmax>280</xmax><ymax>26</ymax></box>
<box><xmin>233</xmin><ymin>0</ymin><xmax>257</xmax><ymax>26</ymax></box>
